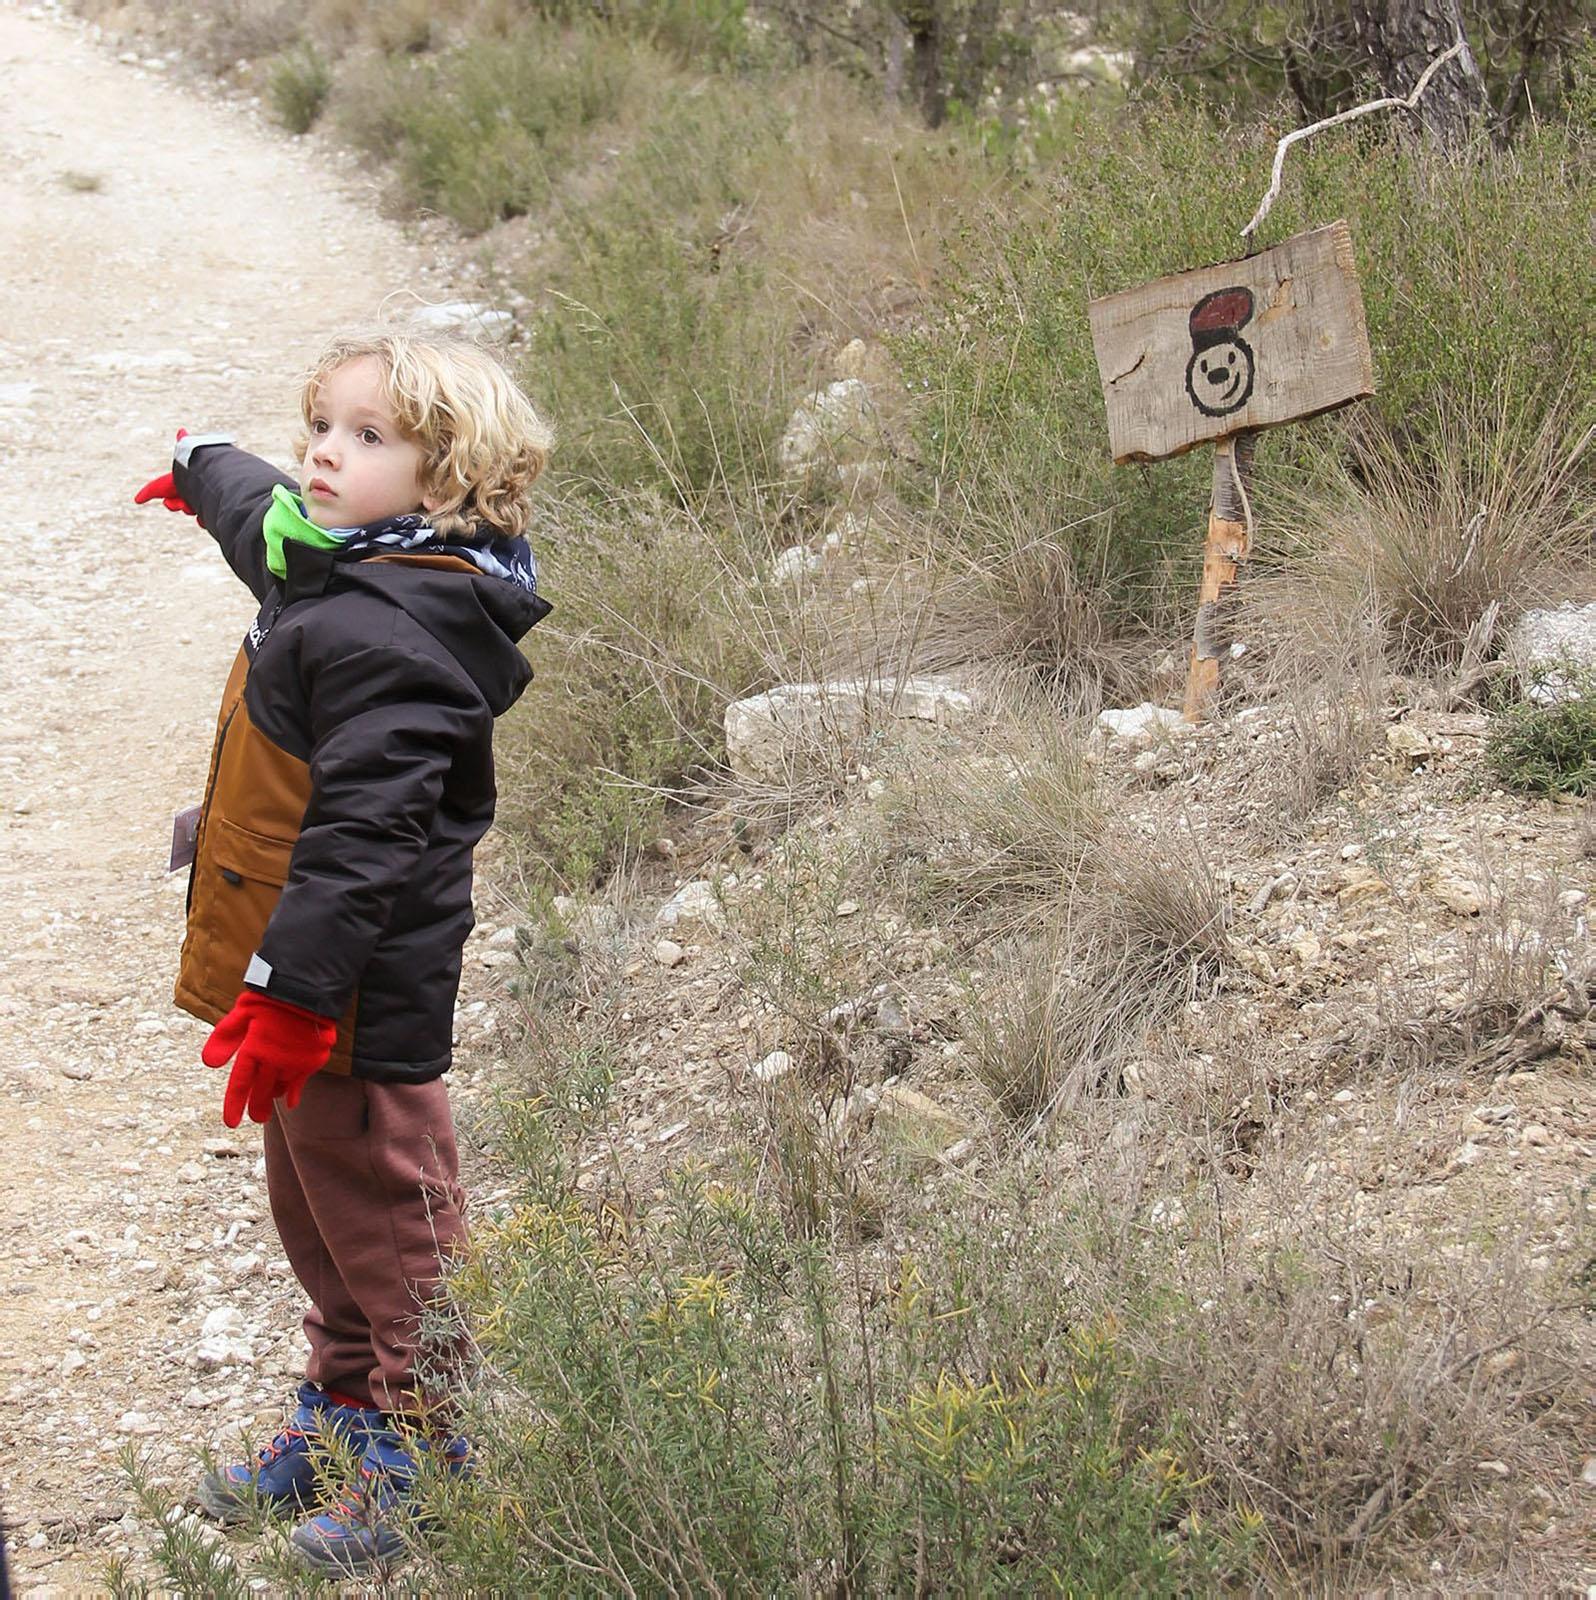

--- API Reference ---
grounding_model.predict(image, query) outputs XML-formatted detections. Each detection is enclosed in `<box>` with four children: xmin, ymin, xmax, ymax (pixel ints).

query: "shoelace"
<box><xmin>255</xmin><ymin>1425</ymin><xmax>307</xmax><ymax>1467</ymax></box>
<box><xmin>327</xmin><ymin>1466</ymin><xmax>390</xmax><ymax>1527</ymax></box>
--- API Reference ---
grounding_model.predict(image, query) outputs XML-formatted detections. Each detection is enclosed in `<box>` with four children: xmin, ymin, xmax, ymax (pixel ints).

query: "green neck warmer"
<box><xmin>263</xmin><ymin>483</ymin><xmax>343</xmax><ymax>578</ymax></box>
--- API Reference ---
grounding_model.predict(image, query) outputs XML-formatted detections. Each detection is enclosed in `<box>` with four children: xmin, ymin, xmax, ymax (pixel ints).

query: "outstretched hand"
<box><xmin>133</xmin><ymin>427</ymin><xmax>199</xmax><ymax>518</ymax></box>
<box><xmin>201</xmin><ymin>989</ymin><xmax>338</xmax><ymax>1128</ymax></box>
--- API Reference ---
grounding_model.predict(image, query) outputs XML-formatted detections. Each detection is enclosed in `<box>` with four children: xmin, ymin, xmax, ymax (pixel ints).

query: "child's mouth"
<box><xmin>308</xmin><ymin>479</ymin><xmax>335</xmax><ymax>498</ymax></box>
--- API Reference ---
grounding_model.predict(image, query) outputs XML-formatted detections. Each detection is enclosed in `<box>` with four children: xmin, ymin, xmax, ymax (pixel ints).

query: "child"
<box><xmin>134</xmin><ymin>330</ymin><xmax>553</xmax><ymax>1574</ymax></box>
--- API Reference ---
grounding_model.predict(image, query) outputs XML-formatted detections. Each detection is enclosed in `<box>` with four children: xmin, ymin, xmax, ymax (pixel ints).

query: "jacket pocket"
<box><xmin>205</xmin><ymin>818</ymin><xmax>295</xmax><ymax>979</ymax></box>
<box><xmin>211</xmin><ymin>817</ymin><xmax>295</xmax><ymax>886</ymax></box>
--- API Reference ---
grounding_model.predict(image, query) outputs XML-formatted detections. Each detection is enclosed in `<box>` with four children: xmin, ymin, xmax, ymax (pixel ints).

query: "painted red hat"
<box><xmin>1189</xmin><ymin>287</ymin><xmax>1255</xmax><ymax>346</ymax></box>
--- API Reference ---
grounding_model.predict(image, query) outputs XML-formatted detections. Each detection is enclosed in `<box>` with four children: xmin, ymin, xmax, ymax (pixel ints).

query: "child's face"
<box><xmin>298</xmin><ymin>356</ymin><xmax>432</xmax><ymax>530</ymax></box>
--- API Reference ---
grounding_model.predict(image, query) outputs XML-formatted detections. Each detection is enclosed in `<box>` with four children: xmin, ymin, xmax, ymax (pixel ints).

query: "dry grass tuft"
<box><xmin>1337</xmin><ymin>862</ymin><xmax>1589</xmax><ymax>1078</ymax></box>
<box><xmin>1228</xmin><ymin>592</ymin><xmax>1387</xmax><ymax>837</ymax></box>
<box><xmin>968</xmin><ymin>824</ymin><xmax>1231</xmax><ymax>1125</ymax></box>
<box><xmin>1261</xmin><ymin>392</ymin><xmax>1594</xmax><ymax>674</ymax></box>
<box><xmin>884</xmin><ymin>685</ymin><xmax>1101</xmax><ymax>926</ymax></box>
<box><xmin>1139</xmin><ymin>1218</ymin><xmax>1586</xmax><ymax>1577</ymax></box>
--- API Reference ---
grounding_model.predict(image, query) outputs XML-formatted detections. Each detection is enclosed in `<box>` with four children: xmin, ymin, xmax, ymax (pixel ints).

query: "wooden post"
<box><xmin>1183</xmin><ymin>431</ymin><xmax>1255</xmax><ymax>723</ymax></box>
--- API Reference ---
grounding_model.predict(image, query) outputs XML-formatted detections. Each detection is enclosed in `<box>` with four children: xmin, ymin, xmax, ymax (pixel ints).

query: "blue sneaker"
<box><xmin>195</xmin><ymin>1383</ymin><xmax>384</xmax><ymax>1525</ymax></box>
<box><xmin>288</xmin><ymin>1424</ymin><xmax>469</xmax><ymax>1574</ymax></box>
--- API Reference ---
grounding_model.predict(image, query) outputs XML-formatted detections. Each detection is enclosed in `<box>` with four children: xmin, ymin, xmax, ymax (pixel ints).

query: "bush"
<box><xmin>1253</xmin><ymin>391</ymin><xmax>1594</xmax><ymax>671</ymax></box>
<box><xmin>337</xmin><ymin>21</ymin><xmax>652</xmax><ymax>231</ymax></box>
<box><xmin>425</xmin><ymin>1153</ymin><xmax>1249</xmax><ymax>1592</ymax></box>
<box><xmin>1487</xmin><ymin>672</ymin><xmax>1596</xmax><ymax>797</ymax></box>
<box><xmin>266</xmin><ymin>43</ymin><xmax>332</xmax><ymax>134</ymax></box>
<box><xmin>968</xmin><ymin>827</ymin><xmax>1231</xmax><ymax>1123</ymax></box>
<box><xmin>525</xmin><ymin>83</ymin><xmax>800</xmax><ymax>493</ymax></box>
<box><xmin>522</xmin><ymin>71</ymin><xmax>976</xmax><ymax>499</ymax></box>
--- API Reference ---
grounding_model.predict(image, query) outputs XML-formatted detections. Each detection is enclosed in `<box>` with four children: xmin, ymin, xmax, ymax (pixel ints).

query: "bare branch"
<box><xmin>1241</xmin><ymin>34</ymin><xmax>1468</xmax><ymax>241</ymax></box>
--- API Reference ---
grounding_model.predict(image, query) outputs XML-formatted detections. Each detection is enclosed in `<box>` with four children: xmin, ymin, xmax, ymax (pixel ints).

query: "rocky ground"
<box><xmin>0</xmin><ymin>5</ymin><xmax>515</xmax><ymax>1588</ymax></box>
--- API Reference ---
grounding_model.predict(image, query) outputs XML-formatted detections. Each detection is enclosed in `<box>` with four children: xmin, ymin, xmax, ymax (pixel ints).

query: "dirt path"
<box><xmin>0</xmin><ymin>10</ymin><xmax>504</xmax><ymax>1587</ymax></box>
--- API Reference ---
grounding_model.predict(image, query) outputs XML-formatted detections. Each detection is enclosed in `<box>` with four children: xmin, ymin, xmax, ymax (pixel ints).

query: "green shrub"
<box><xmin>337</xmin><ymin>21</ymin><xmax>652</xmax><ymax>231</ymax></box>
<box><xmin>266</xmin><ymin>43</ymin><xmax>332</xmax><ymax>134</ymax></box>
<box><xmin>424</xmin><ymin>1152</ymin><xmax>1248</xmax><ymax>1592</ymax></box>
<box><xmin>516</xmin><ymin>67</ymin><xmax>983</xmax><ymax>499</ymax></box>
<box><xmin>522</xmin><ymin>84</ymin><xmax>810</xmax><ymax>495</ymax></box>
<box><xmin>1486</xmin><ymin>671</ymin><xmax>1596</xmax><ymax>797</ymax></box>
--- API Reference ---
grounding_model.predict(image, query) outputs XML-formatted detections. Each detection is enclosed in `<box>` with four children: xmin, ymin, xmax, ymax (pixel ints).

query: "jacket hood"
<box><xmin>347</xmin><ymin>558</ymin><xmax>551</xmax><ymax>717</ymax></box>
<box><xmin>277</xmin><ymin>542</ymin><xmax>552</xmax><ymax>717</ymax></box>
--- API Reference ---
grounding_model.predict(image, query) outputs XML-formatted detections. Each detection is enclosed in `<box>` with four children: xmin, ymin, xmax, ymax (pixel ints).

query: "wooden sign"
<box><xmin>1088</xmin><ymin>221</ymin><xmax>1374</xmax><ymax>464</ymax></box>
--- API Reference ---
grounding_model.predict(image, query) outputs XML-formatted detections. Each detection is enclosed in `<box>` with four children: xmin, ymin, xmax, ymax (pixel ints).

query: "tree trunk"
<box><xmin>1350</xmin><ymin>0</ymin><xmax>1491</xmax><ymax>145</ymax></box>
<box><xmin>899</xmin><ymin>0</ymin><xmax>947</xmax><ymax>127</ymax></box>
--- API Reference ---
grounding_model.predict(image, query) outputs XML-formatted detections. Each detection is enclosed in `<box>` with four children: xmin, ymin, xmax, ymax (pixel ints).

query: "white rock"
<box><xmin>201</xmin><ymin>1307</ymin><xmax>244</xmax><ymax>1337</ymax></box>
<box><xmin>656</xmin><ymin>880</ymin><xmax>724</xmax><ymax>932</ymax></box>
<box><xmin>1522</xmin><ymin>1122</ymin><xmax>1550</xmax><ymax>1146</ymax></box>
<box><xmin>753</xmin><ymin>1050</ymin><xmax>795</xmax><ymax>1084</ymax></box>
<box><xmin>118</xmin><ymin>1410</ymin><xmax>158</xmax><ymax>1435</ymax></box>
<box><xmin>488</xmin><ymin>925</ymin><xmax>519</xmax><ymax>948</ymax></box>
<box><xmin>409</xmin><ymin>300</ymin><xmax>514</xmax><ymax>341</ymax></box>
<box><xmin>771</xmin><ymin>545</ymin><xmax>822</xmax><ymax>585</ymax></box>
<box><xmin>776</xmin><ymin>378</ymin><xmax>881</xmax><ymax>475</ymax></box>
<box><xmin>61</xmin><ymin>1349</ymin><xmax>87</xmax><ymax>1378</ymax></box>
<box><xmin>181</xmin><ymin>1386</ymin><xmax>211</xmax><ymax>1409</ymax></box>
<box><xmin>653</xmin><ymin>939</ymin><xmax>685</xmax><ymax>969</ymax></box>
<box><xmin>1062</xmin><ymin>44</ymin><xmax>1133</xmax><ymax>82</ymax></box>
<box><xmin>1096</xmin><ymin>703</ymin><xmax>1183</xmax><ymax>744</ymax></box>
<box><xmin>724</xmin><ymin>675</ymin><xmax>980</xmax><ymax>783</ymax></box>
<box><xmin>60</xmin><ymin>1061</ymin><xmax>94</xmax><ymax>1081</ymax></box>
<box><xmin>1508</xmin><ymin>602</ymin><xmax>1596</xmax><ymax>702</ymax></box>
<box><xmin>196</xmin><ymin>1306</ymin><xmax>254</xmax><ymax>1369</ymax></box>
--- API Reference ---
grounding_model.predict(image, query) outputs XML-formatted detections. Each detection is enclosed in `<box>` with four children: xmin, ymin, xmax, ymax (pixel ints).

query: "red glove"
<box><xmin>201</xmin><ymin>990</ymin><xmax>337</xmax><ymax>1129</ymax></box>
<box><xmin>133</xmin><ymin>427</ymin><xmax>198</xmax><ymax>516</ymax></box>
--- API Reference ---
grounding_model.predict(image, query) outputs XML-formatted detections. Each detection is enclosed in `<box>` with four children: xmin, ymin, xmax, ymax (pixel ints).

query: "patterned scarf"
<box><xmin>262</xmin><ymin>483</ymin><xmax>539</xmax><ymax>595</ymax></box>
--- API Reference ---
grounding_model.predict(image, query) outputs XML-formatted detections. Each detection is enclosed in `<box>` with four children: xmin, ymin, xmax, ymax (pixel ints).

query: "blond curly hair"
<box><xmin>298</xmin><ymin>330</ymin><xmax>553</xmax><ymax>540</ymax></box>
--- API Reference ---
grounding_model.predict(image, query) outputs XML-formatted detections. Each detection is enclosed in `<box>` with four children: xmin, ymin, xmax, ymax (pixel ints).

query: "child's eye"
<box><xmin>310</xmin><ymin>418</ymin><xmax>329</xmax><ymax>434</ymax></box>
<box><xmin>359</xmin><ymin>428</ymin><xmax>383</xmax><ymax>446</ymax></box>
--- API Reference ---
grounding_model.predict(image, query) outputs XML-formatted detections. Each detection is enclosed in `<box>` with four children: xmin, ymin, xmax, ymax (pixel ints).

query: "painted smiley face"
<box><xmin>1184</xmin><ymin>285</ymin><xmax>1257</xmax><ymax>420</ymax></box>
<box><xmin>1185</xmin><ymin>335</ymin><xmax>1255</xmax><ymax>418</ymax></box>
<box><xmin>1187</xmin><ymin>337</ymin><xmax>1255</xmax><ymax>416</ymax></box>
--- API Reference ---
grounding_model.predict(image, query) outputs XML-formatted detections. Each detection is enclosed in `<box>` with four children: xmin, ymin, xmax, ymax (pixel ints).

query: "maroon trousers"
<box><xmin>263</xmin><ymin>1073</ymin><xmax>468</xmax><ymax>1415</ymax></box>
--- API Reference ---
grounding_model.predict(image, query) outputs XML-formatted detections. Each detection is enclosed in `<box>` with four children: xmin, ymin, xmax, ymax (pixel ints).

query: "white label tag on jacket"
<box><xmin>168</xmin><ymin>805</ymin><xmax>202</xmax><ymax>873</ymax></box>
<box><xmin>245</xmin><ymin>953</ymin><xmax>274</xmax><ymax>988</ymax></box>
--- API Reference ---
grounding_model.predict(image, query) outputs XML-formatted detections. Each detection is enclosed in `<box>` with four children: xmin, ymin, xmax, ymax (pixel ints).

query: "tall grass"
<box><xmin>494</xmin><ymin>489</ymin><xmax>772</xmax><ymax>888</ymax></box>
<box><xmin>901</xmin><ymin>84</ymin><xmax>1596</xmax><ymax>663</ymax></box>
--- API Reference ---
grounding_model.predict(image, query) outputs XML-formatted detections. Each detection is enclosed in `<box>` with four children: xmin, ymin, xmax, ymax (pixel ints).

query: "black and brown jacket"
<box><xmin>171</xmin><ymin>441</ymin><xmax>550</xmax><ymax>1083</ymax></box>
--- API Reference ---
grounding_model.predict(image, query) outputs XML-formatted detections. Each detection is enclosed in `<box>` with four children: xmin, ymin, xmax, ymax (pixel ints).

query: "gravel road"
<box><xmin>0</xmin><ymin>9</ymin><xmax>497</xmax><ymax>1585</ymax></box>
